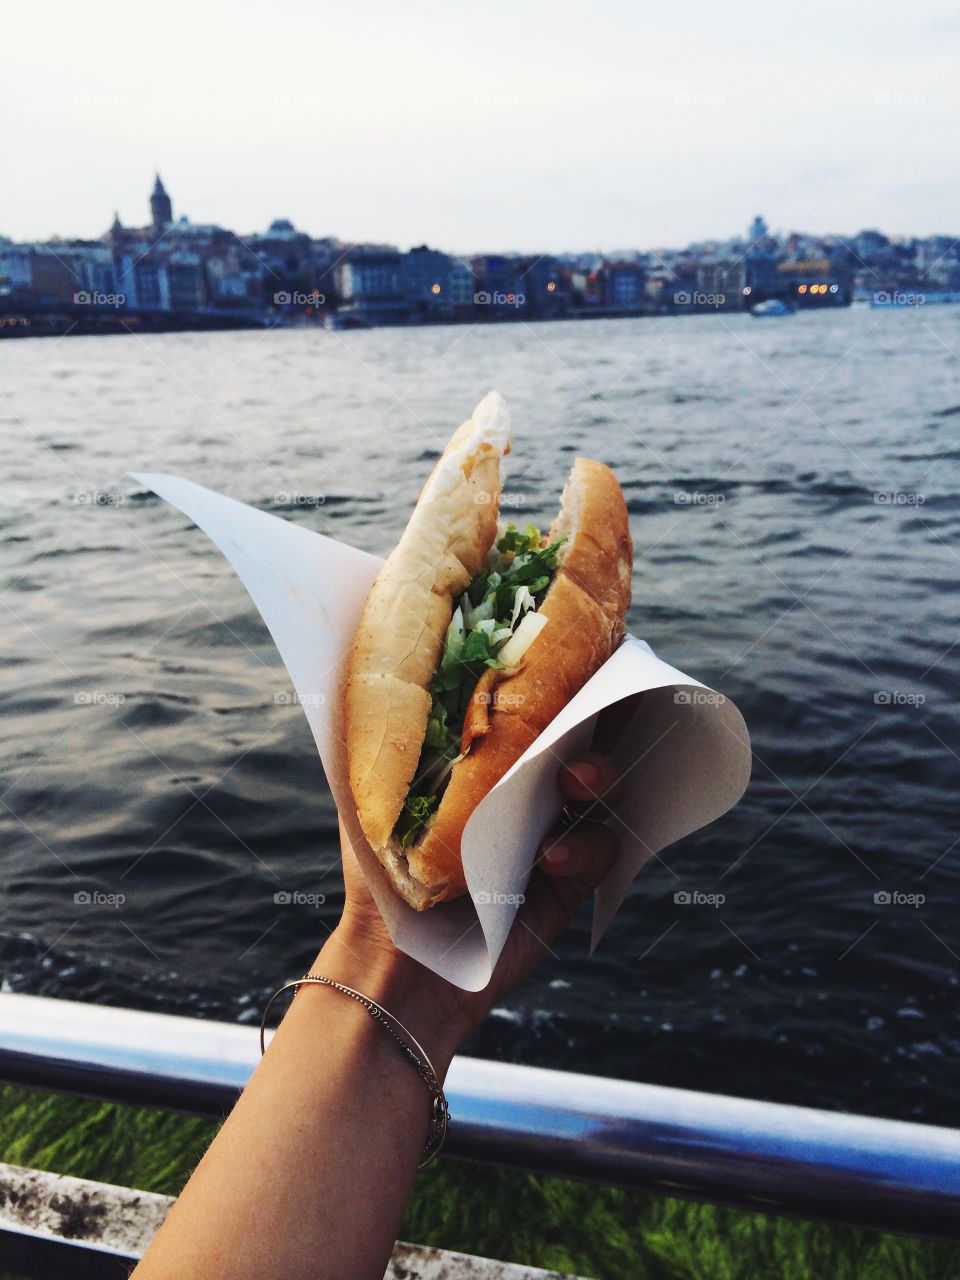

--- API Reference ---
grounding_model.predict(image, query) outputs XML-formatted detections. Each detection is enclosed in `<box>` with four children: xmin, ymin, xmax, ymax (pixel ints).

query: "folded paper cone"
<box><xmin>130</xmin><ymin>471</ymin><xmax>751</xmax><ymax>991</ymax></box>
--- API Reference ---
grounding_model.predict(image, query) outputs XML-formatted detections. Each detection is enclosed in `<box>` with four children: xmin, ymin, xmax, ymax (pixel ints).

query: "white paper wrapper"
<box><xmin>132</xmin><ymin>473</ymin><xmax>751</xmax><ymax>991</ymax></box>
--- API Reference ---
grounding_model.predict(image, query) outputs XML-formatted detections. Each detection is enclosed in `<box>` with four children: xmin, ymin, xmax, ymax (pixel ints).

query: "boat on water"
<box><xmin>750</xmin><ymin>299</ymin><xmax>793</xmax><ymax>318</ymax></box>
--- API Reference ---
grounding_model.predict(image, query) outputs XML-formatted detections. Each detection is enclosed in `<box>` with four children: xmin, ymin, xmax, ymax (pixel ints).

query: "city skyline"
<box><xmin>3</xmin><ymin>174</ymin><xmax>955</xmax><ymax>265</ymax></box>
<box><xmin>2</xmin><ymin>0</ymin><xmax>957</xmax><ymax>251</ymax></box>
<box><xmin>11</xmin><ymin>168</ymin><xmax>958</xmax><ymax>341</ymax></box>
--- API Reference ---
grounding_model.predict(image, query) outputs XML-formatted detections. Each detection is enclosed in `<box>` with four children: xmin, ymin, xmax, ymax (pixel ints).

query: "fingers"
<box><xmin>558</xmin><ymin>752</ymin><xmax>624</xmax><ymax>813</ymax></box>
<box><xmin>539</xmin><ymin>820</ymin><xmax>619</xmax><ymax>884</ymax></box>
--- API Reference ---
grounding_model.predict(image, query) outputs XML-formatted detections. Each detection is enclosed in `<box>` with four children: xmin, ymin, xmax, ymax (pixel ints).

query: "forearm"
<box><xmin>133</xmin><ymin>927</ymin><xmax>467</xmax><ymax>1280</ymax></box>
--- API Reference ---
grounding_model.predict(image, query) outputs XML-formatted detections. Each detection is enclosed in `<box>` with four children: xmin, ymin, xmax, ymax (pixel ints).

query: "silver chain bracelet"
<box><xmin>259</xmin><ymin>974</ymin><xmax>450</xmax><ymax>1168</ymax></box>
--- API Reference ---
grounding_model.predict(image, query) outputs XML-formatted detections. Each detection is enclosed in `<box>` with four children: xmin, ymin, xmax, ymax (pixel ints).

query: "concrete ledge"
<box><xmin>0</xmin><ymin>1161</ymin><xmax>587</xmax><ymax>1279</ymax></box>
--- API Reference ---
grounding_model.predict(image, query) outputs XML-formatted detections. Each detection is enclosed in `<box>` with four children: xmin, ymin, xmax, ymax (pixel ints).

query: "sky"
<box><xmin>2</xmin><ymin>0</ymin><xmax>957</xmax><ymax>253</ymax></box>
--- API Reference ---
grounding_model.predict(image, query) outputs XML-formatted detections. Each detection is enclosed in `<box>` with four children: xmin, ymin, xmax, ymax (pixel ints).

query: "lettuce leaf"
<box><xmin>397</xmin><ymin>793</ymin><xmax>437</xmax><ymax>848</ymax></box>
<box><xmin>395</xmin><ymin>522</ymin><xmax>566</xmax><ymax>846</ymax></box>
<box><xmin>497</xmin><ymin>523</ymin><xmax>544</xmax><ymax>557</ymax></box>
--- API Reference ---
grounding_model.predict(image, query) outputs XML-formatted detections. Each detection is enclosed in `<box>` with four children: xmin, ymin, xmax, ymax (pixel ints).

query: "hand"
<box><xmin>330</xmin><ymin>750</ymin><xmax>624</xmax><ymax>1062</ymax></box>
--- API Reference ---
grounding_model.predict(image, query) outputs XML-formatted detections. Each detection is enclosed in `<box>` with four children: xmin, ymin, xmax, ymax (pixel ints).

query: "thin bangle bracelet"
<box><xmin>259</xmin><ymin>974</ymin><xmax>450</xmax><ymax>1168</ymax></box>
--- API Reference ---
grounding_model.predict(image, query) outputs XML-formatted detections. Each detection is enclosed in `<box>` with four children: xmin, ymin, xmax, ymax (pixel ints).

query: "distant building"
<box><xmin>570</xmin><ymin>263</ymin><xmax>604</xmax><ymax>308</ymax></box>
<box><xmin>337</xmin><ymin>247</ymin><xmax>406</xmax><ymax>324</ymax></box>
<box><xmin>449</xmin><ymin>258</ymin><xmax>476</xmax><ymax>315</ymax></box>
<box><xmin>0</xmin><ymin>244</ymin><xmax>34</xmax><ymax>298</ymax></box>
<box><xmin>695</xmin><ymin>259</ymin><xmax>747</xmax><ymax>307</ymax></box>
<box><xmin>601</xmin><ymin>261</ymin><xmax>646</xmax><ymax>311</ymax></box>
<box><xmin>402</xmin><ymin>245</ymin><xmax>453</xmax><ymax>321</ymax></box>
<box><xmin>114</xmin><ymin>253</ymin><xmax>170</xmax><ymax>310</ymax></box>
<box><xmin>166</xmin><ymin>252</ymin><xmax>207</xmax><ymax>310</ymax></box>
<box><xmin>27</xmin><ymin>247</ymin><xmax>78</xmax><ymax>307</ymax></box>
<box><xmin>150</xmin><ymin>174</ymin><xmax>173</xmax><ymax>234</ymax></box>
<box><xmin>518</xmin><ymin>257</ymin><xmax>567</xmax><ymax>317</ymax></box>
<box><xmin>748</xmin><ymin>214</ymin><xmax>769</xmax><ymax>244</ymax></box>
<box><xmin>471</xmin><ymin>255</ymin><xmax>525</xmax><ymax>314</ymax></box>
<box><xmin>776</xmin><ymin>258</ymin><xmax>851</xmax><ymax>306</ymax></box>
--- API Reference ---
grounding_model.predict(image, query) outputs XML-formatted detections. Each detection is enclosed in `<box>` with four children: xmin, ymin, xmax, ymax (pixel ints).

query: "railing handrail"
<box><xmin>1</xmin><ymin>992</ymin><xmax>959</xmax><ymax>1239</ymax></box>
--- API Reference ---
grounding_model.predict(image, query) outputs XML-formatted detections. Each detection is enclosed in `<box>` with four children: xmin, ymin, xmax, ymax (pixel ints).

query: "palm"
<box><xmin>337</xmin><ymin>749</ymin><xmax>621</xmax><ymax>1031</ymax></box>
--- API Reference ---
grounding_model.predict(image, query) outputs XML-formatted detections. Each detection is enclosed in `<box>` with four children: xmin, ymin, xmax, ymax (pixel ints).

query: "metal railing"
<box><xmin>2</xmin><ymin>991</ymin><xmax>960</xmax><ymax>1246</ymax></box>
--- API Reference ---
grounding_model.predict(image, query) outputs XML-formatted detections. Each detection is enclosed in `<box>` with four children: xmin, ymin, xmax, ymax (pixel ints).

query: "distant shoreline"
<box><xmin>0</xmin><ymin>299</ymin><xmax>853</xmax><ymax>341</ymax></box>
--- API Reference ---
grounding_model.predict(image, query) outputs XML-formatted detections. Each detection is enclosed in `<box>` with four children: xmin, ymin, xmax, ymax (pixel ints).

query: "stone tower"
<box><xmin>150</xmin><ymin>174</ymin><xmax>173</xmax><ymax>232</ymax></box>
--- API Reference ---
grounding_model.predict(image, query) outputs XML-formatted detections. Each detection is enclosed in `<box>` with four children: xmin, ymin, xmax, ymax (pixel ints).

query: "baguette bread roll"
<box><xmin>345</xmin><ymin>400</ymin><xmax>632</xmax><ymax>911</ymax></box>
<box><xmin>344</xmin><ymin>392</ymin><xmax>511</xmax><ymax>884</ymax></box>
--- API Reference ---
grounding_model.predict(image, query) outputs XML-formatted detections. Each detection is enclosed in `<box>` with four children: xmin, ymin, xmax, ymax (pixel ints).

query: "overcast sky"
<box><xmin>3</xmin><ymin>0</ymin><xmax>957</xmax><ymax>252</ymax></box>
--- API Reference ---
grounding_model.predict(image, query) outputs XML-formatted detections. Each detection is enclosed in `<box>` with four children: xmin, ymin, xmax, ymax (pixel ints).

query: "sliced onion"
<box><xmin>496</xmin><ymin>611</ymin><xmax>548</xmax><ymax>667</ymax></box>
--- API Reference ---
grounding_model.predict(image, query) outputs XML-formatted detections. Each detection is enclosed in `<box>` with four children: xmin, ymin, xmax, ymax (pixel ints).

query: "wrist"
<box><xmin>313</xmin><ymin>923</ymin><xmax>472</xmax><ymax>1076</ymax></box>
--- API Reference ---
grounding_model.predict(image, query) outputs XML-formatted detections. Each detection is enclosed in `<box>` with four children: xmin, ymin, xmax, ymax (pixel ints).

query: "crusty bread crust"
<box><xmin>405</xmin><ymin>457</ymin><xmax>632</xmax><ymax>907</ymax></box>
<box><xmin>347</xmin><ymin>447</ymin><xmax>632</xmax><ymax>911</ymax></box>
<box><xmin>344</xmin><ymin>393</ymin><xmax>511</xmax><ymax>892</ymax></box>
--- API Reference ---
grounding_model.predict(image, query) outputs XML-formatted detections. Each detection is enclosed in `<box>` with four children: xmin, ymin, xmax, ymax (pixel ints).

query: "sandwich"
<box><xmin>344</xmin><ymin>391</ymin><xmax>632</xmax><ymax>910</ymax></box>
